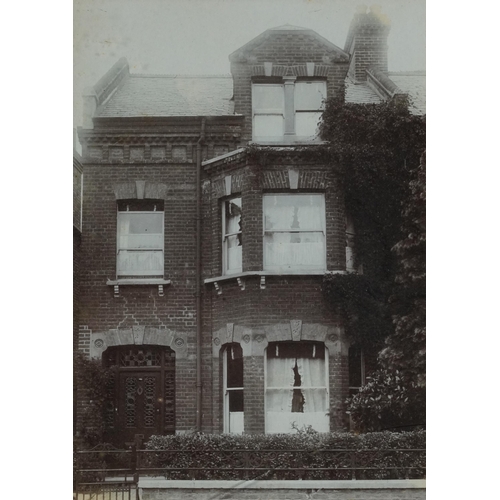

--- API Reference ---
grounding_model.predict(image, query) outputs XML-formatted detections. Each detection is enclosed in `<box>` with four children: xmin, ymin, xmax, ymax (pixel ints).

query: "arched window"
<box><xmin>265</xmin><ymin>341</ymin><xmax>329</xmax><ymax>433</ymax></box>
<box><xmin>223</xmin><ymin>343</ymin><xmax>244</xmax><ymax>434</ymax></box>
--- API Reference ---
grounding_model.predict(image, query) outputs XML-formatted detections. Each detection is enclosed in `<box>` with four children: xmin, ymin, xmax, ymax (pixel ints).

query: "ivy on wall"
<box><xmin>320</xmin><ymin>97</ymin><xmax>424</xmax><ymax>346</ymax></box>
<box><xmin>320</xmin><ymin>96</ymin><xmax>426</xmax><ymax>431</ymax></box>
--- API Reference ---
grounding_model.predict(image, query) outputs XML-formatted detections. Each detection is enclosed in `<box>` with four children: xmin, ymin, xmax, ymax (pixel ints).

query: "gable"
<box><xmin>229</xmin><ymin>26</ymin><xmax>349</xmax><ymax>64</ymax></box>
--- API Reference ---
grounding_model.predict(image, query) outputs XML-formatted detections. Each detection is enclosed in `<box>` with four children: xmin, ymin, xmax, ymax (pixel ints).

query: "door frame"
<box><xmin>103</xmin><ymin>345</ymin><xmax>175</xmax><ymax>445</ymax></box>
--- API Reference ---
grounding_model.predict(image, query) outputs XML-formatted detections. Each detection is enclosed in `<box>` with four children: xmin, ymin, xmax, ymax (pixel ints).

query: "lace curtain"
<box><xmin>266</xmin><ymin>356</ymin><xmax>326</xmax><ymax>413</ymax></box>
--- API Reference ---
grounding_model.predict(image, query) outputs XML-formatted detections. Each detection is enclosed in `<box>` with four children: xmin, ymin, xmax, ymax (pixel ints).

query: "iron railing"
<box><xmin>136</xmin><ymin>448</ymin><xmax>425</xmax><ymax>480</ymax></box>
<box><xmin>74</xmin><ymin>445</ymin><xmax>138</xmax><ymax>500</ymax></box>
<box><xmin>75</xmin><ymin>445</ymin><xmax>425</xmax><ymax>496</ymax></box>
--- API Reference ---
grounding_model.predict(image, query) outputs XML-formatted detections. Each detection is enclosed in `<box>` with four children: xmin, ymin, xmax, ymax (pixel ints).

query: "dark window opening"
<box><xmin>267</xmin><ymin>341</ymin><xmax>325</xmax><ymax>360</ymax></box>
<box><xmin>229</xmin><ymin>390</ymin><xmax>244</xmax><ymax>412</ymax></box>
<box><xmin>348</xmin><ymin>346</ymin><xmax>377</xmax><ymax>396</ymax></box>
<box><xmin>226</xmin><ymin>343</ymin><xmax>243</xmax><ymax>388</ymax></box>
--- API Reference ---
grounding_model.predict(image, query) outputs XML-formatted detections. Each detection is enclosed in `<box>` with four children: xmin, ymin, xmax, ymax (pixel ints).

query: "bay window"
<box><xmin>222</xmin><ymin>197</ymin><xmax>242</xmax><ymax>274</ymax></box>
<box><xmin>265</xmin><ymin>342</ymin><xmax>329</xmax><ymax>433</ymax></box>
<box><xmin>116</xmin><ymin>200</ymin><xmax>164</xmax><ymax>278</ymax></box>
<box><xmin>263</xmin><ymin>193</ymin><xmax>326</xmax><ymax>272</ymax></box>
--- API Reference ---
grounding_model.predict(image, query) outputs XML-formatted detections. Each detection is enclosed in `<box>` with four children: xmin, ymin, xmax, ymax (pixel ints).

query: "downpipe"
<box><xmin>195</xmin><ymin>117</ymin><xmax>206</xmax><ymax>432</ymax></box>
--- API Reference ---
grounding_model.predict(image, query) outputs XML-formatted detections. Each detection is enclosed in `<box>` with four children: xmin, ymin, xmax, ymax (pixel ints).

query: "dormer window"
<box><xmin>252</xmin><ymin>79</ymin><xmax>326</xmax><ymax>143</ymax></box>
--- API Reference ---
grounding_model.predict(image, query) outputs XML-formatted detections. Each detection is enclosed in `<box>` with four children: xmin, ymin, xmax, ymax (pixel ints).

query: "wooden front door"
<box><xmin>103</xmin><ymin>346</ymin><xmax>176</xmax><ymax>446</ymax></box>
<box><xmin>118</xmin><ymin>372</ymin><xmax>161</xmax><ymax>444</ymax></box>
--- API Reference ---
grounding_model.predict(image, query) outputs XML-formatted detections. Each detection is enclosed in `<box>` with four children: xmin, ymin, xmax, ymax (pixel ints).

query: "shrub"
<box><xmin>142</xmin><ymin>431</ymin><xmax>425</xmax><ymax>480</ymax></box>
<box><xmin>74</xmin><ymin>352</ymin><xmax>114</xmax><ymax>448</ymax></box>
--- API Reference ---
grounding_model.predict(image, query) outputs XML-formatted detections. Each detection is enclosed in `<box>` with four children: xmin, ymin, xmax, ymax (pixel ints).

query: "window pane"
<box><xmin>119</xmin><ymin>233</ymin><xmax>163</xmax><ymax>250</ymax></box>
<box><xmin>225</xmin><ymin>198</ymin><xmax>242</xmax><ymax>234</ymax></box>
<box><xmin>253</xmin><ymin>85</ymin><xmax>284</xmax><ymax>110</ymax></box>
<box><xmin>229</xmin><ymin>390</ymin><xmax>244</xmax><ymax>412</ymax></box>
<box><xmin>227</xmin><ymin>346</ymin><xmax>243</xmax><ymax>388</ymax></box>
<box><xmin>117</xmin><ymin>250</ymin><xmax>164</xmax><ymax>276</ymax></box>
<box><xmin>254</xmin><ymin>115</ymin><xmax>284</xmax><ymax>138</ymax></box>
<box><xmin>295</xmin><ymin>82</ymin><xmax>326</xmax><ymax>110</ymax></box>
<box><xmin>118</xmin><ymin>213</ymin><xmax>163</xmax><ymax>250</ymax></box>
<box><xmin>266</xmin><ymin>347</ymin><xmax>327</xmax><ymax>423</ymax></box>
<box><xmin>267</xmin><ymin>342</ymin><xmax>325</xmax><ymax>360</ymax></box>
<box><xmin>119</xmin><ymin>212</ymin><xmax>163</xmax><ymax>234</ymax></box>
<box><xmin>225</xmin><ymin>235</ymin><xmax>242</xmax><ymax>273</ymax></box>
<box><xmin>295</xmin><ymin>112</ymin><xmax>322</xmax><ymax>137</ymax></box>
<box><xmin>264</xmin><ymin>194</ymin><xmax>324</xmax><ymax>231</ymax></box>
<box><xmin>264</xmin><ymin>232</ymin><xmax>325</xmax><ymax>269</ymax></box>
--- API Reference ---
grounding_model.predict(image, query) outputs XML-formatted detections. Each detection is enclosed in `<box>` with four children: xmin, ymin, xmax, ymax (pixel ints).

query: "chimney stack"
<box><xmin>344</xmin><ymin>5</ymin><xmax>391</xmax><ymax>82</ymax></box>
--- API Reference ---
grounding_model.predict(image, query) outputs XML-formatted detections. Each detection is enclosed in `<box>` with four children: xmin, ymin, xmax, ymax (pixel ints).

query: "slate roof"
<box><xmin>344</xmin><ymin>80</ymin><xmax>383</xmax><ymax>104</ymax></box>
<box><xmin>388</xmin><ymin>72</ymin><xmax>426</xmax><ymax>115</ymax></box>
<box><xmin>345</xmin><ymin>72</ymin><xmax>425</xmax><ymax>115</ymax></box>
<box><xmin>97</xmin><ymin>75</ymin><xmax>236</xmax><ymax>118</ymax></box>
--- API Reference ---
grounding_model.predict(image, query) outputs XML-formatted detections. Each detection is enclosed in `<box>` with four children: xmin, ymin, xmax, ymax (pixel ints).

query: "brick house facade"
<box><xmin>75</xmin><ymin>7</ymin><xmax>425</xmax><ymax>445</ymax></box>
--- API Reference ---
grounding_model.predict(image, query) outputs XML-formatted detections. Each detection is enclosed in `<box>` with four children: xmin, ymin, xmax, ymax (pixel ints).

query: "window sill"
<box><xmin>204</xmin><ymin>270</ymin><xmax>345</xmax><ymax>294</ymax></box>
<box><xmin>249</xmin><ymin>140</ymin><xmax>327</xmax><ymax>146</ymax></box>
<box><xmin>106</xmin><ymin>278</ymin><xmax>171</xmax><ymax>298</ymax></box>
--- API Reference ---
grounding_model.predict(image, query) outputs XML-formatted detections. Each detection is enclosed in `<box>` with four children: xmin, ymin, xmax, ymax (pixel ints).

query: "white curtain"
<box><xmin>296</xmin><ymin>204</ymin><xmax>322</xmax><ymax>231</ymax></box>
<box><xmin>117</xmin><ymin>212</ymin><xmax>164</xmax><ymax>275</ymax></box>
<box><xmin>266</xmin><ymin>357</ymin><xmax>296</xmax><ymax>412</ymax></box>
<box><xmin>265</xmin><ymin>205</ymin><xmax>294</xmax><ymax>230</ymax></box>
<box><xmin>117</xmin><ymin>250</ymin><xmax>164</xmax><ymax>275</ymax></box>
<box><xmin>264</xmin><ymin>233</ymin><xmax>324</xmax><ymax>268</ymax></box>
<box><xmin>296</xmin><ymin>357</ymin><xmax>327</xmax><ymax>413</ymax></box>
<box><xmin>226</xmin><ymin>211</ymin><xmax>241</xmax><ymax>234</ymax></box>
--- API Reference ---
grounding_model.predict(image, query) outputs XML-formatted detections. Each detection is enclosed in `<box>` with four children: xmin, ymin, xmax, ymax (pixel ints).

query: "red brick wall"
<box><xmin>344</xmin><ymin>11</ymin><xmax>390</xmax><ymax>82</ymax></box>
<box><xmin>201</xmin><ymin>152</ymin><xmax>350</xmax><ymax>433</ymax></box>
<box><xmin>243</xmin><ymin>355</ymin><xmax>266</xmax><ymax>433</ymax></box>
<box><xmin>79</xmin><ymin>162</ymin><xmax>196</xmax><ymax>331</ymax></box>
<box><xmin>350</xmin><ymin>27</ymin><xmax>389</xmax><ymax>82</ymax></box>
<box><xmin>230</xmin><ymin>31</ymin><xmax>349</xmax><ymax>141</ymax></box>
<box><xmin>78</xmin><ymin>154</ymin><xmax>199</xmax><ymax>434</ymax></box>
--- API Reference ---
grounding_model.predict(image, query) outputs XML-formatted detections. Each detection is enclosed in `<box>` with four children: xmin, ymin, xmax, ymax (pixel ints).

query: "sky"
<box><xmin>74</xmin><ymin>0</ymin><xmax>425</xmax><ymax>127</ymax></box>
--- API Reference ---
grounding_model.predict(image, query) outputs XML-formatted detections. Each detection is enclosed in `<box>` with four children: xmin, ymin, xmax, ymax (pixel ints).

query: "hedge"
<box><xmin>142</xmin><ymin>430</ymin><xmax>425</xmax><ymax>480</ymax></box>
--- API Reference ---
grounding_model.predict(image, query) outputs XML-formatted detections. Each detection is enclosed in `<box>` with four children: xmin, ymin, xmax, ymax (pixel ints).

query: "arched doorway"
<box><xmin>103</xmin><ymin>345</ymin><xmax>175</xmax><ymax>446</ymax></box>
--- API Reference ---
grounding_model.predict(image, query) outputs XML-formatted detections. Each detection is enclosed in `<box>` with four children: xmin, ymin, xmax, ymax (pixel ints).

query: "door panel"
<box><xmin>118</xmin><ymin>372</ymin><xmax>161</xmax><ymax>444</ymax></box>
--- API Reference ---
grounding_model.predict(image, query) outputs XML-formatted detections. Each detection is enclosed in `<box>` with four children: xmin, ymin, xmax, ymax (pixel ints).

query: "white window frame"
<box><xmin>263</xmin><ymin>193</ymin><xmax>326</xmax><ymax>273</ymax></box>
<box><xmin>116</xmin><ymin>204</ymin><xmax>164</xmax><ymax>278</ymax></box>
<box><xmin>252</xmin><ymin>80</ymin><xmax>326</xmax><ymax>143</ymax></box>
<box><xmin>264</xmin><ymin>342</ymin><xmax>329</xmax><ymax>434</ymax></box>
<box><xmin>223</xmin><ymin>345</ymin><xmax>244</xmax><ymax>434</ymax></box>
<box><xmin>294</xmin><ymin>81</ymin><xmax>327</xmax><ymax>140</ymax></box>
<box><xmin>222</xmin><ymin>197</ymin><xmax>243</xmax><ymax>275</ymax></box>
<box><xmin>346</xmin><ymin>214</ymin><xmax>356</xmax><ymax>272</ymax></box>
<box><xmin>252</xmin><ymin>83</ymin><xmax>285</xmax><ymax>142</ymax></box>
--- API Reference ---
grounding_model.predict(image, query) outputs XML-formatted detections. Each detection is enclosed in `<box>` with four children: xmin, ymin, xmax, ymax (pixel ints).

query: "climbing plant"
<box><xmin>319</xmin><ymin>95</ymin><xmax>425</xmax><ymax>430</ymax></box>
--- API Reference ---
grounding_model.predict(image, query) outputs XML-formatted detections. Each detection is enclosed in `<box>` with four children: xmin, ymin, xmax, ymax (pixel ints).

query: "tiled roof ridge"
<box><xmin>268</xmin><ymin>24</ymin><xmax>311</xmax><ymax>31</ymax></box>
<box><xmin>388</xmin><ymin>70</ymin><xmax>426</xmax><ymax>76</ymax></box>
<box><xmin>129</xmin><ymin>73</ymin><xmax>232</xmax><ymax>79</ymax></box>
